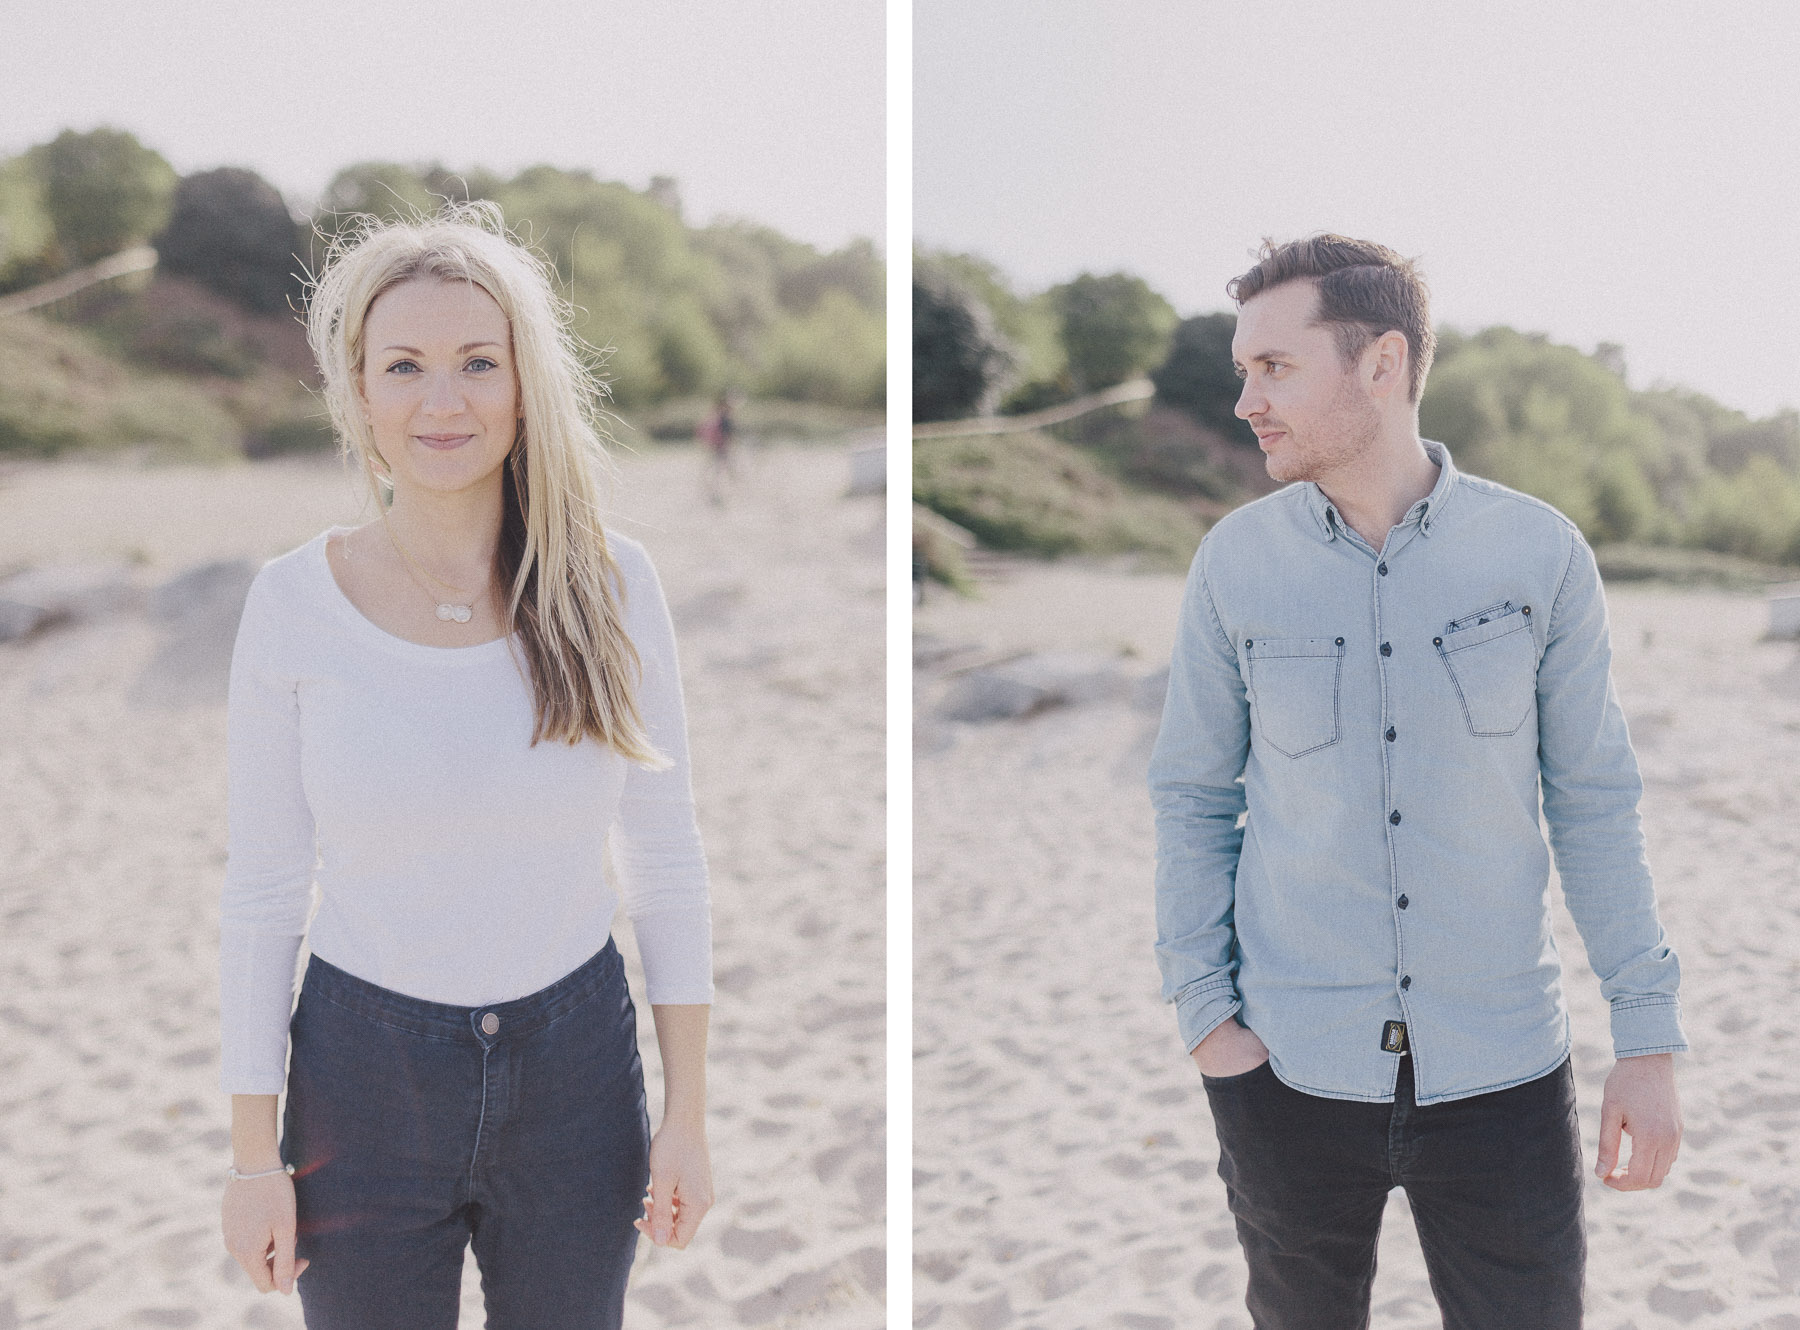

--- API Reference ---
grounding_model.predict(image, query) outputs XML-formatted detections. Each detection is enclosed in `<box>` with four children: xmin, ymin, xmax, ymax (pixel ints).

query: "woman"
<box><xmin>218</xmin><ymin>203</ymin><xmax>713</xmax><ymax>1328</ymax></box>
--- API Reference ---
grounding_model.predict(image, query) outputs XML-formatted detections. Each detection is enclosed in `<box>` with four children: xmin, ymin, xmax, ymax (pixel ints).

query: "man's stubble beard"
<box><xmin>1264</xmin><ymin>372</ymin><xmax>1383</xmax><ymax>486</ymax></box>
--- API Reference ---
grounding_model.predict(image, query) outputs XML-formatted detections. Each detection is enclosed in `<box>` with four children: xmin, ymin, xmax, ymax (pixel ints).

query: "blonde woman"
<box><xmin>218</xmin><ymin>204</ymin><xmax>713</xmax><ymax>1328</ymax></box>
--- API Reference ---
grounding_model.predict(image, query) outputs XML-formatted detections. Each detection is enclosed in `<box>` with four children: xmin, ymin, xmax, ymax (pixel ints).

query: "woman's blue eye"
<box><xmin>386</xmin><ymin>360</ymin><xmax>419</xmax><ymax>374</ymax></box>
<box><xmin>467</xmin><ymin>357</ymin><xmax>498</xmax><ymax>372</ymax></box>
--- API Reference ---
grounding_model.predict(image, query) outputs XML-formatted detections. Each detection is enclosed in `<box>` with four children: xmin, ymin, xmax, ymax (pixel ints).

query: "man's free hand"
<box><xmin>1595</xmin><ymin>1052</ymin><xmax>1681</xmax><ymax>1191</ymax></box>
<box><xmin>1190</xmin><ymin>1019</ymin><xmax>1271</xmax><ymax>1078</ymax></box>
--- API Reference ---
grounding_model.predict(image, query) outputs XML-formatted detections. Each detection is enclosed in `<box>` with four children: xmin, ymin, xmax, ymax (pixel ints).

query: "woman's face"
<box><xmin>359</xmin><ymin>277</ymin><xmax>519</xmax><ymax>499</ymax></box>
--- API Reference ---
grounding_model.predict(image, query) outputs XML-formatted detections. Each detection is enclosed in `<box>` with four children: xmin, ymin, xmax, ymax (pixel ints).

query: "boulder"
<box><xmin>0</xmin><ymin>562</ymin><xmax>140</xmax><ymax>642</ymax></box>
<box><xmin>936</xmin><ymin>649</ymin><xmax>1136</xmax><ymax>723</ymax></box>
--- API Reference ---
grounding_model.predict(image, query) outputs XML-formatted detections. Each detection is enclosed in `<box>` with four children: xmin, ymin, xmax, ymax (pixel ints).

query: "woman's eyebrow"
<box><xmin>378</xmin><ymin>341</ymin><xmax>506</xmax><ymax>354</ymax></box>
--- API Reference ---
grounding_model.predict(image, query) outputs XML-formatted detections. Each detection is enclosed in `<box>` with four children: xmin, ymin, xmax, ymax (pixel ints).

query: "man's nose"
<box><xmin>1235</xmin><ymin>377</ymin><xmax>1264</xmax><ymax>421</ymax></box>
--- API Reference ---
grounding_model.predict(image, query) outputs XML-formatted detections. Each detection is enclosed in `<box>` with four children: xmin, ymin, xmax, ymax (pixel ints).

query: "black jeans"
<box><xmin>283</xmin><ymin>940</ymin><xmax>650</xmax><ymax>1329</ymax></box>
<box><xmin>1202</xmin><ymin>1056</ymin><xmax>1585</xmax><ymax>1330</ymax></box>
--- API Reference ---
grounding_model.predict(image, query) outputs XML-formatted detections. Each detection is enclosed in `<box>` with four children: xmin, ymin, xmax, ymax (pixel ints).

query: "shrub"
<box><xmin>757</xmin><ymin>288</ymin><xmax>884</xmax><ymax>409</ymax></box>
<box><xmin>1150</xmin><ymin>312</ymin><xmax>1250</xmax><ymax>442</ymax></box>
<box><xmin>156</xmin><ymin>168</ymin><xmax>304</xmax><ymax>315</ymax></box>
<box><xmin>33</xmin><ymin>127</ymin><xmax>177</xmax><ymax>266</ymax></box>
<box><xmin>913</xmin><ymin>267</ymin><xmax>1014</xmax><ymax>421</ymax></box>
<box><xmin>1050</xmin><ymin>271</ymin><xmax>1176</xmax><ymax>393</ymax></box>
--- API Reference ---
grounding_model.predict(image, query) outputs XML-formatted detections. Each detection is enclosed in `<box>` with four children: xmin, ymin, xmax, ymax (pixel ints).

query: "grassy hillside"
<box><xmin>913</xmin><ymin>428</ymin><xmax>1204</xmax><ymax>569</ymax></box>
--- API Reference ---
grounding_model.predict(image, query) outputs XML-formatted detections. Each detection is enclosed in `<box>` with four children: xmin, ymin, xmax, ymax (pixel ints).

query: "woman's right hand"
<box><xmin>221</xmin><ymin>1171</ymin><xmax>308</xmax><ymax>1294</ymax></box>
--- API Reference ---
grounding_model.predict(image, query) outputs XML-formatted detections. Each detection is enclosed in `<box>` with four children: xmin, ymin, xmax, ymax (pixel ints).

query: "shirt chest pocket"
<box><xmin>1433</xmin><ymin>603</ymin><xmax>1538</xmax><ymax>737</ymax></box>
<box><xmin>1244</xmin><ymin>636</ymin><xmax>1344</xmax><ymax>758</ymax></box>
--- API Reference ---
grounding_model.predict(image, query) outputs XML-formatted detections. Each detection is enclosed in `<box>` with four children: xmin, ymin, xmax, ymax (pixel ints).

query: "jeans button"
<box><xmin>481</xmin><ymin>1012</ymin><xmax>500</xmax><ymax>1035</ymax></box>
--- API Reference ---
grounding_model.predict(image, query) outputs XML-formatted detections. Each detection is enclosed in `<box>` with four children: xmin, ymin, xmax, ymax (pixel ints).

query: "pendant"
<box><xmin>436</xmin><ymin>603</ymin><xmax>474</xmax><ymax>623</ymax></box>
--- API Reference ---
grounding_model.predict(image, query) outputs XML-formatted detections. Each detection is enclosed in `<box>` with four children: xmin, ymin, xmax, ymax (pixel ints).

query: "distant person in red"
<box><xmin>697</xmin><ymin>392</ymin><xmax>737</xmax><ymax>505</ymax></box>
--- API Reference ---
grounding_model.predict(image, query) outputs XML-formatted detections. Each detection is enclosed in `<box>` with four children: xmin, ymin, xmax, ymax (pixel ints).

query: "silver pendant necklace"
<box><xmin>379</xmin><ymin>519</ymin><xmax>485</xmax><ymax>625</ymax></box>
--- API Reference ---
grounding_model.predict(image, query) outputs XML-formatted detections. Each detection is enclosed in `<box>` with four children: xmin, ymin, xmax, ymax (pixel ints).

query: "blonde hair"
<box><xmin>305</xmin><ymin>201</ymin><xmax>663</xmax><ymax>765</ymax></box>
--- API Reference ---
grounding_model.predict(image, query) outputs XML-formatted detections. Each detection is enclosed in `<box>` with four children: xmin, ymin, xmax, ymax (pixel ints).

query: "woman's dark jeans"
<box><xmin>1202</xmin><ymin>1056</ymin><xmax>1585</xmax><ymax>1330</ymax></box>
<box><xmin>283</xmin><ymin>939</ymin><xmax>650</xmax><ymax>1329</ymax></box>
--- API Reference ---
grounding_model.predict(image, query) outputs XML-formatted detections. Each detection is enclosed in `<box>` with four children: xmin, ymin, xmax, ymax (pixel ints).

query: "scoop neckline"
<box><xmin>314</xmin><ymin>525</ymin><xmax>517</xmax><ymax>658</ymax></box>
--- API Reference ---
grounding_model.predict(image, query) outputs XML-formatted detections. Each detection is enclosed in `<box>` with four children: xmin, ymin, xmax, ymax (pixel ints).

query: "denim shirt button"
<box><xmin>1385</xmin><ymin>726</ymin><xmax>1397</xmax><ymax>742</ymax></box>
<box><xmin>1400</xmin><ymin>975</ymin><xmax>1412</xmax><ymax>990</ymax></box>
<box><xmin>1378</xmin><ymin>562</ymin><xmax>1388</xmax><ymax>575</ymax></box>
<box><xmin>1380</xmin><ymin>642</ymin><xmax>1392</xmax><ymax>657</ymax></box>
<box><xmin>1397</xmin><ymin>894</ymin><xmax>1409</xmax><ymax>909</ymax></box>
<box><xmin>1389</xmin><ymin>810</ymin><xmax>1402</xmax><ymax>825</ymax></box>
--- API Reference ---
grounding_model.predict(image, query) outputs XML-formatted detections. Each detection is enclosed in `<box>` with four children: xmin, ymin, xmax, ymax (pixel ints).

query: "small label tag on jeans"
<box><xmin>1381</xmin><ymin>1020</ymin><xmax>1409</xmax><ymax>1054</ymax></box>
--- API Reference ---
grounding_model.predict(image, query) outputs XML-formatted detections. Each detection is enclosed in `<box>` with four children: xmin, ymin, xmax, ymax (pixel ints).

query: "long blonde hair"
<box><xmin>305</xmin><ymin>201</ymin><xmax>663</xmax><ymax>765</ymax></box>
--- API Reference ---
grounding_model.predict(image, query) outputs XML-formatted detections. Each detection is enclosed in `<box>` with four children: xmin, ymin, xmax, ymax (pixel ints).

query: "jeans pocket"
<box><xmin>1245</xmin><ymin>636</ymin><xmax>1343</xmax><ymax>757</ymax></box>
<box><xmin>1201</xmin><ymin>1058</ymin><xmax>1275</xmax><ymax>1090</ymax></box>
<box><xmin>1435</xmin><ymin>606</ymin><xmax>1537</xmax><ymax>737</ymax></box>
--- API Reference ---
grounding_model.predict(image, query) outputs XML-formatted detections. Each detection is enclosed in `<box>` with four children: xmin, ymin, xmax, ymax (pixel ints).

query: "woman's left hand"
<box><xmin>635</xmin><ymin>1115</ymin><xmax>713</xmax><ymax>1248</ymax></box>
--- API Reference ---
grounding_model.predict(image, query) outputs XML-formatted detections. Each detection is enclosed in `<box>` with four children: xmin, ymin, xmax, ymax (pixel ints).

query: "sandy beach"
<box><xmin>0</xmin><ymin>439</ymin><xmax>884</xmax><ymax>1328</ymax></box>
<box><xmin>915</xmin><ymin>559</ymin><xmax>1800</xmax><ymax>1329</ymax></box>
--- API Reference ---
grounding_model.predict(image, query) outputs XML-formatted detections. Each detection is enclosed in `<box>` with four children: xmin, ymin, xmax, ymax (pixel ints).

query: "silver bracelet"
<box><xmin>227</xmin><ymin>1162</ymin><xmax>295</xmax><ymax>1182</ymax></box>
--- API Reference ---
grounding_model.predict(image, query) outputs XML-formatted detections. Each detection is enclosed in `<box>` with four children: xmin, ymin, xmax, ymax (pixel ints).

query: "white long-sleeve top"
<box><xmin>219</xmin><ymin>526</ymin><xmax>712</xmax><ymax>1095</ymax></box>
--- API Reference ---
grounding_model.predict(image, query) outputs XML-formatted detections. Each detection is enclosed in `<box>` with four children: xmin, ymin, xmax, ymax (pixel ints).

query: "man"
<box><xmin>1147</xmin><ymin>235</ymin><xmax>1685</xmax><ymax>1329</ymax></box>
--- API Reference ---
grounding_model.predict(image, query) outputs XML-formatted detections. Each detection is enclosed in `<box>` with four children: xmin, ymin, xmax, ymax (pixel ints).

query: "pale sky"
<box><xmin>915</xmin><ymin>1</ymin><xmax>1800</xmax><ymax>418</ymax></box>
<box><xmin>2</xmin><ymin>0</ymin><xmax>884</xmax><ymax>253</ymax></box>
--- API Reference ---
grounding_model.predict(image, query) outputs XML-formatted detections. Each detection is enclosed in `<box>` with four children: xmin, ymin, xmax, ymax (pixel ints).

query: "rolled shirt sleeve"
<box><xmin>1148</xmin><ymin>541</ymin><xmax>1251</xmax><ymax>1052</ymax></box>
<box><xmin>1536</xmin><ymin>530</ymin><xmax>1687</xmax><ymax>1058</ymax></box>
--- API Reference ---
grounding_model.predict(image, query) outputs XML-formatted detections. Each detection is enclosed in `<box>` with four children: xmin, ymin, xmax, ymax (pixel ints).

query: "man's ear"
<box><xmin>1367</xmin><ymin>330</ymin><xmax>1410</xmax><ymax>401</ymax></box>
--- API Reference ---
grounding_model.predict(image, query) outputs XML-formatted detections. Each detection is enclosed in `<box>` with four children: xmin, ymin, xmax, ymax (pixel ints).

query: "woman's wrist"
<box><xmin>227</xmin><ymin>1161</ymin><xmax>294</xmax><ymax>1181</ymax></box>
<box><xmin>659</xmin><ymin>1099</ymin><xmax>708</xmax><ymax>1132</ymax></box>
<box><xmin>229</xmin><ymin>1149</ymin><xmax>285</xmax><ymax>1173</ymax></box>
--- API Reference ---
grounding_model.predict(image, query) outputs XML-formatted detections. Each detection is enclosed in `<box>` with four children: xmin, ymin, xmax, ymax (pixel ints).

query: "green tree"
<box><xmin>34</xmin><ymin>127</ymin><xmax>176</xmax><ymax>265</ymax></box>
<box><xmin>1421</xmin><ymin>326</ymin><xmax>1672</xmax><ymax>540</ymax></box>
<box><xmin>156</xmin><ymin>168</ymin><xmax>304</xmax><ymax>314</ymax></box>
<box><xmin>1051</xmin><ymin>271</ymin><xmax>1176</xmax><ymax>393</ymax></box>
<box><xmin>1687</xmin><ymin>455</ymin><xmax>1800</xmax><ymax>562</ymax></box>
<box><xmin>759</xmin><ymin>288</ymin><xmax>885</xmax><ymax>408</ymax></box>
<box><xmin>913</xmin><ymin>265</ymin><xmax>1014</xmax><ymax>421</ymax></box>
<box><xmin>0</xmin><ymin>153</ymin><xmax>56</xmax><ymax>291</ymax></box>
<box><xmin>1150</xmin><ymin>313</ymin><xmax>1250</xmax><ymax>442</ymax></box>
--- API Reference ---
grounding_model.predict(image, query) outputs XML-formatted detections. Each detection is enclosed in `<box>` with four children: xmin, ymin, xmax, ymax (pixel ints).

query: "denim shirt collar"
<box><xmin>1304</xmin><ymin>439</ymin><xmax>1460</xmax><ymax>543</ymax></box>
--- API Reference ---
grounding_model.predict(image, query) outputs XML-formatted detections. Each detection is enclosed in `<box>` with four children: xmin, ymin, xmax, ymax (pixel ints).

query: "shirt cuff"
<box><xmin>1611</xmin><ymin>996</ymin><xmax>1688</xmax><ymax>1058</ymax></box>
<box><xmin>1175</xmin><ymin>980</ymin><xmax>1242</xmax><ymax>1053</ymax></box>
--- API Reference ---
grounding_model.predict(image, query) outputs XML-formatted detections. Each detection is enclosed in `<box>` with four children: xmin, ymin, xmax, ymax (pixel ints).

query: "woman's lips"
<box><xmin>416</xmin><ymin>434</ymin><xmax>473</xmax><ymax>451</ymax></box>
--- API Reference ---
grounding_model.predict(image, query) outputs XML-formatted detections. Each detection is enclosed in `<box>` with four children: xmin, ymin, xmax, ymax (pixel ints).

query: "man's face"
<box><xmin>1231</xmin><ymin>280</ymin><xmax>1380</xmax><ymax>485</ymax></box>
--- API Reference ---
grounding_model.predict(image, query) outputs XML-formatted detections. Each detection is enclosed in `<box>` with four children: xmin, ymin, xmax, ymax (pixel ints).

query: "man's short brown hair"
<box><xmin>1227</xmin><ymin>235</ymin><xmax>1436</xmax><ymax>402</ymax></box>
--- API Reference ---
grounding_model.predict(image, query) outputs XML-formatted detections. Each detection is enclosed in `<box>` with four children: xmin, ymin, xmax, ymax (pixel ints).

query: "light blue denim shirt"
<box><xmin>1148</xmin><ymin>440</ymin><xmax>1686</xmax><ymax>1105</ymax></box>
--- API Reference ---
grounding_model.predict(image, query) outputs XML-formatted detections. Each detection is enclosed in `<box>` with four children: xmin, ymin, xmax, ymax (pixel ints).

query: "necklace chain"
<box><xmin>379</xmin><ymin>518</ymin><xmax>488</xmax><ymax>625</ymax></box>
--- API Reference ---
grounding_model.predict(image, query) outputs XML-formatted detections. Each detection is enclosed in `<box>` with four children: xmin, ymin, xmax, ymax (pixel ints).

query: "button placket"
<box><xmin>1372</xmin><ymin>549</ymin><xmax>1412</xmax><ymax>954</ymax></box>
